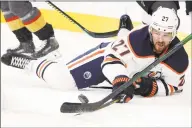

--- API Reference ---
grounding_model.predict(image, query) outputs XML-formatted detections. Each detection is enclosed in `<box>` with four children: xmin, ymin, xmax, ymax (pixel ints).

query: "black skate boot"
<box><xmin>7</xmin><ymin>40</ymin><xmax>35</xmax><ymax>55</ymax></box>
<box><xmin>32</xmin><ymin>37</ymin><xmax>60</xmax><ymax>58</ymax></box>
<box><xmin>119</xmin><ymin>14</ymin><xmax>133</xmax><ymax>31</ymax></box>
<box><xmin>1</xmin><ymin>52</ymin><xmax>36</xmax><ymax>69</ymax></box>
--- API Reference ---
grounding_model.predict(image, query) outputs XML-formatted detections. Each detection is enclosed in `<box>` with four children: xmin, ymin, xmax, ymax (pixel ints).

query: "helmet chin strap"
<box><xmin>171</xmin><ymin>31</ymin><xmax>177</xmax><ymax>41</ymax></box>
<box><xmin>148</xmin><ymin>31</ymin><xmax>157</xmax><ymax>53</ymax></box>
<box><xmin>148</xmin><ymin>27</ymin><xmax>156</xmax><ymax>46</ymax></box>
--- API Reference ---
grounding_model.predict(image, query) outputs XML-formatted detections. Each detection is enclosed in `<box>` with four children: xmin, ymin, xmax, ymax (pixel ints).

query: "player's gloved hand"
<box><xmin>134</xmin><ymin>77</ymin><xmax>158</xmax><ymax>97</ymax></box>
<box><xmin>112</xmin><ymin>75</ymin><xmax>135</xmax><ymax>103</ymax></box>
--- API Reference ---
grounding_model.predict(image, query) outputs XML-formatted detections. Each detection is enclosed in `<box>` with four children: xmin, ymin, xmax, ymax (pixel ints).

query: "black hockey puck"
<box><xmin>78</xmin><ymin>94</ymin><xmax>89</xmax><ymax>103</ymax></box>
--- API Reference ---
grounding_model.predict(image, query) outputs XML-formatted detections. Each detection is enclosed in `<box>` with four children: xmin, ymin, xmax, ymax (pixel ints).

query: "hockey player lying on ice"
<box><xmin>1</xmin><ymin>7</ymin><xmax>189</xmax><ymax>103</ymax></box>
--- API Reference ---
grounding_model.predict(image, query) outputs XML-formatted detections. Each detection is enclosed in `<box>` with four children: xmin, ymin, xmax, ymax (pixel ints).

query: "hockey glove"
<box><xmin>134</xmin><ymin>77</ymin><xmax>158</xmax><ymax>97</ymax></box>
<box><xmin>112</xmin><ymin>75</ymin><xmax>135</xmax><ymax>103</ymax></box>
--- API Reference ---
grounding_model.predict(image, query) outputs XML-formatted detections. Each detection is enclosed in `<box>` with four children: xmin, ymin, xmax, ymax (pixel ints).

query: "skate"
<box><xmin>7</xmin><ymin>40</ymin><xmax>35</xmax><ymax>55</ymax></box>
<box><xmin>119</xmin><ymin>14</ymin><xmax>133</xmax><ymax>31</ymax></box>
<box><xmin>1</xmin><ymin>52</ymin><xmax>36</xmax><ymax>69</ymax></box>
<box><xmin>32</xmin><ymin>37</ymin><xmax>60</xmax><ymax>59</ymax></box>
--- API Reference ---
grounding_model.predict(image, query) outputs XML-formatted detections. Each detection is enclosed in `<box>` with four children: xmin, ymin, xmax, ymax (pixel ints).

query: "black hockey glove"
<box><xmin>112</xmin><ymin>75</ymin><xmax>135</xmax><ymax>103</ymax></box>
<box><xmin>134</xmin><ymin>77</ymin><xmax>158</xmax><ymax>97</ymax></box>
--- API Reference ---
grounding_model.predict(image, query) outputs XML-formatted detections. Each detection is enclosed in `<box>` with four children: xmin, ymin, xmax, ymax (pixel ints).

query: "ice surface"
<box><xmin>1</xmin><ymin>2</ymin><xmax>191</xmax><ymax>127</ymax></box>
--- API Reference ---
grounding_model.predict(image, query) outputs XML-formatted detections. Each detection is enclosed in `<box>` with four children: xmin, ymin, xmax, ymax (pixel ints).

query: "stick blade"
<box><xmin>60</xmin><ymin>102</ymin><xmax>100</xmax><ymax>113</ymax></box>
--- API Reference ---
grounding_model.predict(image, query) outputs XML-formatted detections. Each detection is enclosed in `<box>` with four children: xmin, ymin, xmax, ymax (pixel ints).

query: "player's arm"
<box><xmin>101</xmin><ymin>37</ymin><xmax>136</xmax><ymax>103</ymax></box>
<box><xmin>135</xmin><ymin>59</ymin><xmax>189</xmax><ymax>97</ymax></box>
<box><xmin>134</xmin><ymin>72</ymin><xmax>187</xmax><ymax>97</ymax></box>
<box><xmin>101</xmin><ymin>37</ymin><xmax>133</xmax><ymax>83</ymax></box>
<box><xmin>155</xmin><ymin>65</ymin><xmax>188</xmax><ymax>96</ymax></box>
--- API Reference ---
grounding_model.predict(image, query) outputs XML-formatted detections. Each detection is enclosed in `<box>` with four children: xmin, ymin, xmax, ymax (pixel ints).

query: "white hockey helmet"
<box><xmin>149</xmin><ymin>7</ymin><xmax>179</xmax><ymax>40</ymax></box>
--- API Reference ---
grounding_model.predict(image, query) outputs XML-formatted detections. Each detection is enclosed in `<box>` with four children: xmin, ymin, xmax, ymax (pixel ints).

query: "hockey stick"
<box><xmin>60</xmin><ymin>34</ymin><xmax>192</xmax><ymax>113</ymax></box>
<box><xmin>46</xmin><ymin>1</ymin><xmax>119</xmax><ymax>38</ymax></box>
<box><xmin>89</xmin><ymin>86</ymin><xmax>112</xmax><ymax>89</ymax></box>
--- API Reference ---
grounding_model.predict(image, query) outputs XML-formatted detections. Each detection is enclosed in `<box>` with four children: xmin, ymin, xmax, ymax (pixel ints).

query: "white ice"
<box><xmin>1</xmin><ymin>2</ymin><xmax>191</xmax><ymax>127</ymax></box>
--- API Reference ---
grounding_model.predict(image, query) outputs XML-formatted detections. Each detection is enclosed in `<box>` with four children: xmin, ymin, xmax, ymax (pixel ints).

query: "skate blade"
<box><xmin>42</xmin><ymin>50</ymin><xmax>62</xmax><ymax>60</ymax></box>
<box><xmin>19</xmin><ymin>52</ymin><xmax>33</xmax><ymax>57</ymax></box>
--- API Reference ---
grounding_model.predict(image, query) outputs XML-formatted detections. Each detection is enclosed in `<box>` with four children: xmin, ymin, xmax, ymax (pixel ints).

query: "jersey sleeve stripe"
<box><xmin>103</xmin><ymin>57</ymin><xmax>121</xmax><ymax>63</ymax></box>
<box><xmin>168</xmin><ymin>84</ymin><xmax>175</xmax><ymax>95</ymax></box>
<box><xmin>101</xmin><ymin>61</ymin><xmax>125</xmax><ymax>70</ymax></box>
<box><xmin>101</xmin><ymin>54</ymin><xmax>127</xmax><ymax>69</ymax></box>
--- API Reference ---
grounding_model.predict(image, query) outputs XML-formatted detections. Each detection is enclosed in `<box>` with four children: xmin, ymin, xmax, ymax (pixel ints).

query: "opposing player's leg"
<box><xmin>1</xmin><ymin>1</ymin><xmax>35</xmax><ymax>54</ymax></box>
<box><xmin>1</xmin><ymin>52</ymin><xmax>76</xmax><ymax>91</ymax></box>
<box><xmin>8</xmin><ymin>1</ymin><xmax>60</xmax><ymax>58</ymax></box>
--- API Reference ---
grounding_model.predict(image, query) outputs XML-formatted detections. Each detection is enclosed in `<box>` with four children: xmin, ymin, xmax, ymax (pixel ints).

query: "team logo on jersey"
<box><xmin>83</xmin><ymin>71</ymin><xmax>92</xmax><ymax>79</ymax></box>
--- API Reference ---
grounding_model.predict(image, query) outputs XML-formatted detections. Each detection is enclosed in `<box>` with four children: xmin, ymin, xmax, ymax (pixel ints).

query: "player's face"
<box><xmin>151</xmin><ymin>28</ymin><xmax>173</xmax><ymax>54</ymax></box>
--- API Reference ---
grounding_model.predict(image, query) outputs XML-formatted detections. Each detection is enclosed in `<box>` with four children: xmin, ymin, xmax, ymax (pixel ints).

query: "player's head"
<box><xmin>149</xmin><ymin>7</ymin><xmax>179</xmax><ymax>54</ymax></box>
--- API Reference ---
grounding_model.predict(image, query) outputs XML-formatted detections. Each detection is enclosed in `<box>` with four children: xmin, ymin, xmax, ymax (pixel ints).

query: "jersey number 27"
<box><xmin>112</xmin><ymin>40</ymin><xmax>130</xmax><ymax>56</ymax></box>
